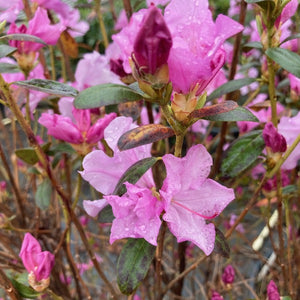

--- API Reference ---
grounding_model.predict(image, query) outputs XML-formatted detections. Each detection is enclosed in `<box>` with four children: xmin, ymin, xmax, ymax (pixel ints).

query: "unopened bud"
<box><xmin>211</xmin><ymin>291</ymin><xmax>224</xmax><ymax>300</ymax></box>
<box><xmin>132</xmin><ymin>4</ymin><xmax>172</xmax><ymax>75</ymax></box>
<box><xmin>221</xmin><ymin>265</ymin><xmax>235</xmax><ymax>284</ymax></box>
<box><xmin>263</xmin><ymin>122</ymin><xmax>287</xmax><ymax>153</ymax></box>
<box><xmin>267</xmin><ymin>280</ymin><xmax>280</xmax><ymax>300</ymax></box>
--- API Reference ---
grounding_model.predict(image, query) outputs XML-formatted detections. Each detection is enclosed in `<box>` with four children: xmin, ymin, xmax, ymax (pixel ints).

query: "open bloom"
<box><xmin>104</xmin><ymin>183</ymin><xmax>163</xmax><ymax>245</ymax></box>
<box><xmin>19</xmin><ymin>233</ymin><xmax>55</xmax><ymax>292</ymax></box>
<box><xmin>81</xmin><ymin>116</ymin><xmax>155</xmax><ymax>217</ymax></box>
<box><xmin>160</xmin><ymin>145</ymin><xmax>235</xmax><ymax>255</ymax></box>
<box><xmin>164</xmin><ymin>0</ymin><xmax>243</xmax><ymax>95</ymax></box>
<box><xmin>8</xmin><ymin>7</ymin><xmax>65</xmax><ymax>54</ymax></box>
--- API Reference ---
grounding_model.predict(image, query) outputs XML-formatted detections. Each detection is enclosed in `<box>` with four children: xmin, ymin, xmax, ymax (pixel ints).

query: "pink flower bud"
<box><xmin>19</xmin><ymin>233</ymin><xmax>55</xmax><ymax>291</ymax></box>
<box><xmin>221</xmin><ymin>264</ymin><xmax>235</xmax><ymax>284</ymax></box>
<box><xmin>267</xmin><ymin>280</ymin><xmax>280</xmax><ymax>300</ymax></box>
<box><xmin>263</xmin><ymin>122</ymin><xmax>287</xmax><ymax>153</ymax></box>
<box><xmin>211</xmin><ymin>291</ymin><xmax>224</xmax><ymax>300</ymax></box>
<box><xmin>133</xmin><ymin>4</ymin><xmax>172</xmax><ymax>74</ymax></box>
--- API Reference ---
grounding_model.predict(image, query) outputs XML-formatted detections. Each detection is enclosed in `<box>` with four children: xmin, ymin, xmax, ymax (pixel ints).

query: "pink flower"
<box><xmin>267</xmin><ymin>280</ymin><xmax>280</xmax><ymax>300</ymax></box>
<box><xmin>19</xmin><ymin>233</ymin><xmax>54</xmax><ymax>291</ymax></box>
<box><xmin>81</xmin><ymin>116</ymin><xmax>154</xmax><ymax>197</ymax></box>
<box><xmin>0</xmin><ymin>0</ymin><xmax>23</xmax><ymax>23</ymax></box>
<box><xmin>222</xmin><ymin>265</ymin><xmax>235</xmax><ymax>284</ymax></box>
<box><xmin>104</xmin><ymin>183</ymin><xmax>163</xmax><ymax>245</ymax></box>
<box><xmin>211</xmin><ymin>291</ymin><xmax>224</xmax><ymax>300</ymax></box>
<box><xmin>278</xmin><ymin>112</ymin><xmax>300</xmax><ymax>170</ymax></box>
<box><xmin>8</xmin><ymin>7</ymin><xmax>65</xmax><ymax>54</ymax></box>
<box><xmin>38</xmin><ymin>109</ymin><xmax>116</xmax><ymax>145</ymax></box>
<box><xmin>132</xmin><ymin>4</ymin><xmax>172</xmax><ymax>75</ymax></box>
<box><xmin>164</xmin><ymin>0</ymin><xmax>243</xmax><ymax>95</ymax></box>
<box><xmin>289</xmin><ymin>73</ymin><xmax>300</xmax><ymax>95</ymax></box>
<box><xmin>160</xmin><ymin>145</ymin><xmax>235</xmax><ymax>255</ymax></box>
<box><xmin>263</xmin><ymin>122</ymin><xmax>287</xmax><ymax>153</ymax></box>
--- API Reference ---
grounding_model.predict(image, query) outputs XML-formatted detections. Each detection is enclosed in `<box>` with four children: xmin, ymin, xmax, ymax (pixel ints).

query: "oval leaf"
<box><xmin>0</xmin><ymin>62</ymin><xmax>20</xmax><ymax>73</ymax></box>
<box><xmin>11</xmin><ymin>278</ymin><xmax>41</xmax><ymax>299</ymax></box>
<box><xmin>203</xmin><ymin>106</ymin><xmax>259</xmax><ymax>122</ymax></box>
<box><xmin>117</xmin><ymin>238</ymin><xmax>156</xmax><ymax>295</ymax></box>
<box><xmin>74</xmin><ymin>84</ymin><xmax>144</xmax><ymax>109</ymax></box>
<box><xmin>15</xmin><ymin>143</ymin><xmax>51</xmax><ymax>165</ymax></box>
<box><xmin>266</xmin><ymin>47</ymin><xmax>300</xmax><ymax>78</ymax></box>
<box><xmin>113</xmin><ymin>157</ymin><xmax>159</xmax><ymax>196</ymax></box>
<box><xmin>245</xmin><ymin>0</ymin><xmax>275</xmax><ymax>10</ymax></box>
<box><xmin>0</xmin><ymin>33</ymin><xmax>47</xmax><ymax>45</ymax></box>
<box><xmin>0</xmin><ymin>45</ymin><xmax>17</xmax><ymax>58</ymax></box>
<box><xmin>189</xmin><ymin>101</ymin><xmax>237</xmax><ymax>119</ymax></box>
<box><xmin>214</xmin><ymin>227</ymin><xmax>230</xmax><ymax>258</ymax></box>
<box><xmin>243</xmin><ymin>41</ymin><xmax>263</xmax><ymax>52</ymax></box>
<box><xmin>98</xmin><ymin>205</ymin><xmax>114</xmax><ymax>223</ymax></box>
<box><xmin>207</xmin><ymin>78</ymin><xmax>257</xmax><ymax>102</ymax></box>
<box><xmin>118</xmin><ymin>124</ymin><xmax>174</xmax><ymax>151</ymax></box>
<box><xmin>35</xmin><ymin>179</ymin><xmax>52</xmax><ymax>210</ymax></box>
<box><xmin>13</xmin><ymin>79</ymin><xmax>78</xmax><ymax>97</ymax></box>
<box><xmin>221</xmin><ymin>130</ymin><xmax>265</xmax><ymax>177</ymax></box>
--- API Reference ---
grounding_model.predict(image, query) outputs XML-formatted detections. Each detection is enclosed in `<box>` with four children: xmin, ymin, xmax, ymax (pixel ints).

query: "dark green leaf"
<box><xmin>265</xmin><ymin>48</ymin><xmax>300</xmax><ymax>78</ymax></box>
<box><xmin>243</xmin><ymin>41</ymin><xmax>263</xmax><ymax>52</ymax></box>
<box><xmin>74</xmin><ymin>84</ymin><xmax>144</xmax><ymax>109</ymax></box>
<box><xmin>113</xmin><ymin>157</ymin><xmax>159</xmax><ymax>195</ymax></box>
<box><xmin>50</xmin><ymin>143</ymin><xmax>76</xmax><ymax>155</ymax></box>
<box><xmin>0</xmin><ymin>45</ymin><xmax>17</xmax><ymax>58</ymax></box>
<box><xmin>35</xmin><ymin>179</ymin><xmax>52</xmax><ymax>210</ymax></box>
<box><xmin>203</xmin><ymin>106</ymin><xmax>259</xmax><ymax>122</ymax></box>
<box><xmin>207</xmin><ymin>78</ymin><xmax>257</xmax><ymax>102</ymax></box>
<box><xmin>118</xmin><ymin>124</ymin><xmax>174</xmax><ymax>151</ymax></box>
<box><xmin>244</xmin><ymin>0</ymin><xmax>275</xmax><ymax>11</ymax></box>
<box><xmin>11</xmin><ymin>278</ymin><xmax>41</xmax><ymax>299</ymax></box>
<box><xmin>13</xmin><ymin>79</ymin><xmax>78</xmax><ymax>97</ymax></box>
<box><xmin>15</xmin><ymin>143</ymin><xmax>51</xmax><ymax>165</ymax></box>
<box><xmin>282</xmin><ymin>185</ymin><xmax>298</xmax><ymax>195</ymax></box>
<box><xmin>214</xmin><ymin>228</ymin><xmax>230</xmax><ymax>258</ymax></box>
<box><xmin>221</xmin><ymin>130</ymin><xmax>265</xmax><ymax>177</ymax></box>
<box><xmin>0</xmin><ymin>62</ymin><xmax>20</xmax><ymax>73</ymax></box>
<box><xmin>0</xmin><ymin>34</ymin><xmax>47</xmax><ymax>45</ymax></box>
<box><xmin>117</xmin><ymin>239</ymin><xmax>156</xmax><ymax>295</ymax></box>
<box><xmin>280</xmin><ymin>33</ymin><xmax>300</xmax><ymax>46</ymax></box>
<box><xmin>98</xmin><ymin>205</ymin><xmax>114</xmax><ymax>223</ymax></box>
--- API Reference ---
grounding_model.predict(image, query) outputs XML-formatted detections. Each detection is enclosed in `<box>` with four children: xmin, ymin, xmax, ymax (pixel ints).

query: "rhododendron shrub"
<box><xmin>0</xmin><ymin>0</ymin><xmax>300</xmax><ymax>299</ymax></box>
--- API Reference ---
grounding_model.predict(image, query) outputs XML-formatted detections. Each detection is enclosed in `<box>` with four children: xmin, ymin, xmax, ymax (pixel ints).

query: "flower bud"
<box><xmin>19</xmin><ymin>233</ymin><xmax>55</xmax><ymax>292</ymax></box>
<box><xmin>267</xmin><ymin>280</ymin><xmax>280</xmax><ymax>300</ymax></box>
<box><xmin>221</xmin><ymin>265</ymin><xmax>235</xmax><ymax>284</ymax></box>
<box><xmin>132</xmin><ymin>4</ymin><xmax>172</xmax><ymax>75</ymax></box>
<box><xmin>263</xmin><ymin>122</ymin><xmax>287</xmax><ymax>153</ymax></box>
<box><xmin>211</xmin><ymin>291</ymin><xmax>224</xmax><ymax>300</ymax></box>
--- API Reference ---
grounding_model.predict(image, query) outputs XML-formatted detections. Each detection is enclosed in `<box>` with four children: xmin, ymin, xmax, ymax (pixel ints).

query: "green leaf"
<box><xmin>15</xmin><ymin>143</ymin><xmax>51</xmax><ymax>165</ymax></box>
<box><xmin>50</xmin><ymin>143</ymin><xmax>76</xmax><ymax>155</ymax></box>
<box><xmin>243</xmin><ymin>41</ymin><xmax>263</xmax><ymax>52</ymax></box>
<box><xmin>281</xmin><ymin>296</ymin><xmax>292</xmax><ymax>300</ymax></box>
<box><xmin>11</xmin><ymin>278</ymin><xmax>41</xmax><ymax>299</ymax></box>
<box><xmin>207</xmin><ymin>78</ymin><xmax>257</xmax><ymax>102</ymax></box>
<box><xmin>0</xmin><ymin>34</ymin><xmax>47</xmax><ymax>45</ymax></box>
<box><xmin>35</xmin><ymin>179</ymin><xmax>52</xmax><ymax>210</ymax></box>
<box><xmin>214</xmin><ymin>228</ymin><xmax>230</xmax><ymax>258</ymax></box>
<box><xmin>244</xmin><ymin>0</ymin><xmax>275</xmax><ymax>11</ymax></box>
<box><xmin>113</xmin><ymin>157</ymin><xmax>159</xmax><ymax>196</ymax></box>
<box><xmin>203</xmin><ymin>106</ymin><xmax>259</xmax><ymax>122</ymax></box>
<box><xmin>117</xmin><ymin>239</ymin><xmax>156</xmax><ymax>295</ymax></box>
<box><xmin>265</xmin><ymin>48</ymin><xmax>300</xmax><ymax>78</ymax></box>
<box><xmin>13</xmin><ymin>79</ymin><xmax>78</xmax><ymax>97</ymax></box>
<box><xmin>221</xmin><ymin>130</ymin><xmax>265</xmax><ymax>177</ymax></box>
<box><xmin>118</xmin><ymin>124</ymin><xmax>174</xmax><ymax>151</ymax></box>
<box><xmin>0</xmin><ymin>62</ymin><xmax>20</xmax><ymax>73</ymax></box>
<box><xmin>74</xmin><ymin>84</ymin><xmax>144</xmax><ymax>109</ymax></box>
<box><xmin>98</xmin><ymin>205</ymin><xmax>114</xmax><ymax>223</ymax></box>
<box><xmin>0</xmin><ymin>45</ymin><xmax>17</xmax><ymax>58</ymax></box>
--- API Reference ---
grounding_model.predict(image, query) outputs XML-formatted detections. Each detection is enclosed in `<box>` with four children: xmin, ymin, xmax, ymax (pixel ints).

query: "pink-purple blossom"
<box><xmin>164</xmin><ymin>0</ymin><xmax>243</xmax><ymax>95</ymax></box>
<box><xmin>8</xmin><ymin>7</ymin><xmax>65</xmax><ymax>54</ymax></box>
<box><xmin>104</xmin><ymin>182</ymin><xmax>163</xmax><ymax>245</ymax></box>
<box><xmin>267</xmin><ymin>280</ymin><xmax>280</xmax><ymax>300</ymax></box>
<box><xmin>222</xmin><ymin>265</ymin><xmax>235</xmax><ymax>284</ymax></box>
<box><xmin>19</xmin><ymin>233</ymin><xmax>54</xmax><ymax>290</ymax></box>
<box><xmin>160</xmin><ymin>144</ymin><xmax>235</xmax><ymax>255</ymax></box>
<box><xmin>263</xmin><ymin>122</ymin><xmax>287</xmax><ymax>153</ymax></box>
